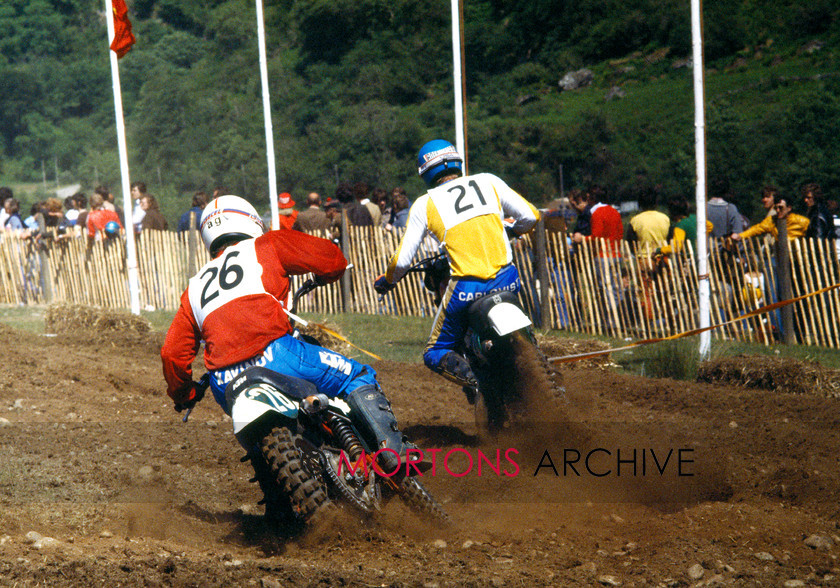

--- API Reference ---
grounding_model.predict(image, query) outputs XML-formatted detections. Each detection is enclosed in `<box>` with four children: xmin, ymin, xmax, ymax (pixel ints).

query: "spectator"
<box><xmin>732</xmin><ymin>193</ymin><xmax>809</xmax><ymax>241</ymax></box>
<box><xmin>659</xmin><ymin>197</ymin><xmax>713</xmax><ymax>254</ymax></box>
<box><xmin>293</xmin><ymin>192</ymin><xmax>330</xmax><ymax>232</ymax></box>
<box><xmin>624</xmin><ymin>183</ymin><xmax>670</xmax><ymax>249</ymax></box>
<box><xmin>572</xmin><ymin>184</ymin><xmax>624</xmax><ymax>327</ymax></box>
<box><xmin>355</xmin><ymin>181</ymin><xmax>381</xmax><ymax>226</ymax></box>
<box><xmin>758</xmin><ymin>185</ymin><xmax>778</xmax><ymax>220</ymax></box>
<box><xmin>23</xmin><ymin>203</ymin><xmax>42</xmax><ymax>231</ymax></box>
<box><xmin>177</xmin><ymin>191</ymin><xmax>208</xmax><ymax>232</ymax></box>
<box><xmin>572</xmin><ymin>185</ymin><xmax>623</xmax><ymax>248</ymax></box>
<box><xmin>336</xmin><ymin>182</ymin><xmax>373</xmax><ymax>226</ymax></box>
<box><xmin>568</xmin><ymin>188</ymin><xmax>592</xmax><ymax>243</ymax></box>
<box><xmin>64</xmin><ymin>195</ymin><xmax>80</xmax><ymax>226</ymax></box>
<box><xmin>130</xmin><ymin>181</ymin><xmax>148</xmax><ymax>233</ymax></box>
<box><xmin>386</xmin><ymin>189</ymin><xmax>411</xmax><ymax>230</ymax></box>
<box><xmin>92</xmin><ymin>186</ymin><xmax>123</xmax><ymax>226</ymax></box>
<box><xmin>543</xmin><ymin>196</ymin><xmax>575</xmax><ymax>234</ymax></box>
<box><xmin>86</xmin><ymin>192</ymin><xmax>123</xmax><ymax>240</ymax></box>
<box><xmin>323</xmin><ymin>199</ymin><xmax>342</xmax><ymax>242</ymax></box>
<box><xmin>73</xmin><ymin>193</ymin><xmax>88</xmax><ymax>229</ymax></box>
<box><xmin>139</xmin><ymin>194</ymin><xmax>168</xmax><ymax>231</ymax></box>
<box><xmin>0</xmin><ymin>187</ymin><xmax>14</xmax><ymax>227</ymax></box>
<box><xmin>43</xmin><ymin>198</ymin><xmax>67</xmax><ymax>230</ymax></box>
<box><xmin>802</xmin><ymin>183</ymin><xmax>833</xmax><ymax>241</ymax></box>
<box><xmin>706</xmin><ymin>176</ymin><xmax>745</xmax><ymax>238</ymax></box>
<box><xmin>374</xmin><ymin>188</ymin><xmax>392</xmax><ymax>228</ymax></box>
<box><xmin>3</xmin><ymin>198</ymin><xmax>24</xmax><ymax>231</ymax></box>
<box><xmin>827</xmin><ymin>199</ymin><xmax>840</xmax><ymax>258</ymax></box>
<box><xmin>276</xmin><ymin>192</ymin><xmax>298</xmax><ymax>230</ymax></box>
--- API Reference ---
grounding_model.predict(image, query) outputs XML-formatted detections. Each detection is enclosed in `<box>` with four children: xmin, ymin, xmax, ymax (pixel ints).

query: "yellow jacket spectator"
<box><xmin>733</xmin><ymin>194</ymin><xmax>809</xmax><ymax>241</ymax></box>
<box><xmin>624</xmin><ymin>183</ymin><xmax>669</xmax><ymax>249</ymax></box>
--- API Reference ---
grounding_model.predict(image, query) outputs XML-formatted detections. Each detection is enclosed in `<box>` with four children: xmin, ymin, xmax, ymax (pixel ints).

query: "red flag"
<box><xmin>110</xmin><ymin>0</ymin><xmax>136</xmax><ymax>58</ymax></box>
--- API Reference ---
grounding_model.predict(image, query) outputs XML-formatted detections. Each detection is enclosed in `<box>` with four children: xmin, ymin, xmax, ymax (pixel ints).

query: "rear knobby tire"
<box><xmin>400</xmin><ymin>476</ymin><xmax>451</xmax><ymax>526</ymax></box>
<box><xmin>260</xmin><ymin>426</ymin><xmax>331</xmax><ymax>523</ymax></box>
<box><xmin>473</xmin><ymin>339</ymin><xmax>518</xmax><ymax>434</ymax></box>
<box><xmin>512</xmin><ymin>330</ymin><xmax>566</xmax><ymax>409</ymax></box>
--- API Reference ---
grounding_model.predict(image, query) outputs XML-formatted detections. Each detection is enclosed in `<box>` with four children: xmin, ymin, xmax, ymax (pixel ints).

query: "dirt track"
<box><xmin>0</xmin><ymin>322</ymin><xmax>839</xmax><ymax>586</ymax></box>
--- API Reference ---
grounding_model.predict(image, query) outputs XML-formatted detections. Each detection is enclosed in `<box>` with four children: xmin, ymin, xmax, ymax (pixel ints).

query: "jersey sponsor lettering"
<box><xmin>319</xmin><ymin>350</ymin><xmax>353</xmax><ymax>375</ymax></box>
<box><xmin>213</xmin><ymin>345</ymin><xmax>275</xmax><ymax>386</ymax></box>
<box><xmin>456</xmin><ymin>280</ymin><xmax>520</xmax><ymax>301</ymax></box>
<box><xmin>429</xmin><ymin>176</ymin><xmax>501</xmax><ymax>231</ymax></box>
<box><xmin>188</xmin><ymin>240</ymin><xmax>266</xmax><ymax>329</ymax></box>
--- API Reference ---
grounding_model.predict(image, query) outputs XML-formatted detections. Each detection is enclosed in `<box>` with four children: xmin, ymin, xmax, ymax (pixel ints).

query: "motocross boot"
<box><xmin>437</xmin><ymin>351</ymin><xmax>478</xmax><ymax>403</ymax></box>
<box><xmin>346</xmin><ymin>385</ymin><xmax>429</xmax><ymax>476</ymax></box>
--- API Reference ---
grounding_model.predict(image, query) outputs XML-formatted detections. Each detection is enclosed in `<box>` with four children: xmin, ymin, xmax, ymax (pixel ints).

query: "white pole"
<box><xmin>691</xmin><ymin>0</ymin><xmax>711</xmax><ymax>357</ymax></box>
<box><xmin>105</xmin><ymin>0</ymin><xmax>140</xmax><ymax>315</ymax></box>
<box><xmin>450</xmin><ymin>0</ymin><xmax>467</xmax><ymax>170</ymax></box>
<box><xmin>255</xmin><ymin>0</ymin><xmax>279</xmax><ymax>230</ymax></box>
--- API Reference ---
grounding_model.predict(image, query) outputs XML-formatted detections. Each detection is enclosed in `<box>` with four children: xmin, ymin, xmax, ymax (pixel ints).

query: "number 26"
<box><xmin>199</xmin><ymin>251</ymin><xmax>244</xmax><ymax>307</ymax></box>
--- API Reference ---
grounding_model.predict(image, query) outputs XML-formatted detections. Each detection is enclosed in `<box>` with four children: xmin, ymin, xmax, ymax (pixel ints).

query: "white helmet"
<box><xmin>200</xmin><ymin>195</ymin><xmax>265</xmax><ymax>256</ymax></box>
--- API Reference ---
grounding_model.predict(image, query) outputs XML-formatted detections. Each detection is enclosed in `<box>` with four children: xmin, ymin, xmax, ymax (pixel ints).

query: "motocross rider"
<box><xmin>161</xmin><ymin>195</ymin><xmax>417</xmax><ymax>515</ymax></box>
<box><xmin>374</xmin><ymin>140</ymin><xmax>541</xmax><ymax>393</ymax></box>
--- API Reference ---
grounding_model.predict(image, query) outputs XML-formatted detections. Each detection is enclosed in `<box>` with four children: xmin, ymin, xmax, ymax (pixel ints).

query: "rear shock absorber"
<box><xmin>325</xmin><ymin>413</ymin><xmax>364</xmax><ymax>461</ymax></box>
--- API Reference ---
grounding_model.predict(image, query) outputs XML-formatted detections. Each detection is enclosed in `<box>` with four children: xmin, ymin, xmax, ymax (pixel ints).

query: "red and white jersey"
<box><xmin>161</xmin><ymin>230</ymin><xmax>346</xmax><ymax>402</ymax></box>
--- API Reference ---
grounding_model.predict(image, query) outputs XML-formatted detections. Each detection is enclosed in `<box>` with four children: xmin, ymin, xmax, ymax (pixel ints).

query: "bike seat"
<box><xmin>225</xmin><ymin>366</ymin><xmax>318</xmax><ymax>414</ymax></box>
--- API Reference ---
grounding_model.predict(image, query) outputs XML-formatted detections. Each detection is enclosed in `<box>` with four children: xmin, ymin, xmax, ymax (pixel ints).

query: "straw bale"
<box><xmin>45</xmin><ymin>303</ymin><xmax>152</xmax><ymax>344</ymax></box>
<box><xmin>536</xmin><ymin>334</ymin><xmax>618</xmax><ymax>370</ymax></box>
<box><xmin>296</xmin><ymin>321</ymin><xmax>352</xmax><ymax>356</ymax></box>
<box><xmin>698</xmin><ymin>355</ymin><xmax>840</xmax><ymax>398</ymax></box>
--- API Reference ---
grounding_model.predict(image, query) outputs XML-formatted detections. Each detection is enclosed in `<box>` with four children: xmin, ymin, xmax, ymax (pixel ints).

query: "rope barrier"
<box><xmin>547</xmin><ymin>282</ymin><xmax>840</xmax><ymax>364</ymax></box>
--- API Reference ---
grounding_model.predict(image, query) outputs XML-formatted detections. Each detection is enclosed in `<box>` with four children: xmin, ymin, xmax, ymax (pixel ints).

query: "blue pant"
<box><xmin>424</xmin><ymin>264</ymin><xmax>522</xmax><ymax>370</ymax></box>
<box><xmin>209</xmin><ymin>334</ymin><xmax>378</xmax><ymax>415</ymax></box>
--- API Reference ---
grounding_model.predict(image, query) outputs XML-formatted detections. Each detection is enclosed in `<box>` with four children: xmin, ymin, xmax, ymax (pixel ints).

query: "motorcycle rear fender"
<box><xmin>231</xmin><ymin>382</ymin><xmax>298</xmax><ymax>436</ymax></box>
<box><xmin>487</xmin><ymin>302</ymin><xmax>532</xmax><ymax>336</ymax></box>
<box><xmin>227</xmin><ymin>366</ymin><xmax>315</xmax><ymax>436</ymax></box>
<box><xmin>467</xmin><ymin>291</ymin><xmax>532</xmax><ymax>338</ymax></box>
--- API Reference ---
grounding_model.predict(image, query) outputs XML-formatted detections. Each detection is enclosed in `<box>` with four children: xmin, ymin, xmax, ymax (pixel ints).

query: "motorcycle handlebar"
<box><xmin>403</xmin><ymin>252</ymin><xmax>447</xmax><ymax>276</ymax></box>
<box><xmin>182</xmin><ymin>373</ymin><xmax>212</xmax><ymax>423</ymax></box>
<box><xmin>290</xmin><ymin>278</ymin><xmax>318</xmax><ymax>315</ymax></box>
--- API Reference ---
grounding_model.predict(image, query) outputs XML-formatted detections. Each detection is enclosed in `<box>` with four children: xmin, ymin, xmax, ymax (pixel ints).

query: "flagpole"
<box><xmin>255</xmin><ymin>0</ymin><xmax>279</xmax><ymax>230</ymax></box>
<box><xmin>691</xmin><ymin>0</ymin><xmax>711</xmax><ymax>358</ymax></box>
<box><xmin>105</xmin><ymin>0</ymin><xmax>140</xmax><ymax>315</ymax></box>
<box><xmin>450</xmin><ymin>0</ymin><xmax>468</xmax><ymax>172</ymax></box>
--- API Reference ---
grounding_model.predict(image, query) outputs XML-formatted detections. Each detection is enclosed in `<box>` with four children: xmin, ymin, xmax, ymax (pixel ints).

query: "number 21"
<box><xmin>448</xmin><ymin>180</ymin><xmax>487</xmax><ymax>214</ymax></box>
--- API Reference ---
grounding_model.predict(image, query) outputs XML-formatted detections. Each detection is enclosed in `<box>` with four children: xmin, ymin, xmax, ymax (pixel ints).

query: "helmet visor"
<box><xmin>418</xmin><ymin>145</ymin><xmax>462</xmax><ymax>176</ymax></box>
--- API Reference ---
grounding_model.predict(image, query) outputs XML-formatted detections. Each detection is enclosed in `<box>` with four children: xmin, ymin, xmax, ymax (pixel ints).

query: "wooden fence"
<box><xmin>1</xmin><ymin>226</ymin><xmax>838</xmax><ymax>348</ymax></box>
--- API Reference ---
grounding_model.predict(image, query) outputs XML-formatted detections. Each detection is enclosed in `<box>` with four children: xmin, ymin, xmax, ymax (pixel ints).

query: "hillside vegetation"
<box><xmin>0</xmin><ymin>0</ymin><xmax>838</xmax><ymax>222</ymax></box>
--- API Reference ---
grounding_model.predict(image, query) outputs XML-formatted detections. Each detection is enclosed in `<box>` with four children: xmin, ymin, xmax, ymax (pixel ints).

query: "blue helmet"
<box><xmin>417</xmin><ymin>139</ymin><xmax>463</xmax><ymax>187</ymax></box>
<box><xmin>104</xmin><ymin>221</ymin><xmax>120</xmax><ymax>237</ymax></box>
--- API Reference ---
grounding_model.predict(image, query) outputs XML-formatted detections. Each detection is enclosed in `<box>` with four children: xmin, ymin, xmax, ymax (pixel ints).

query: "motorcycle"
<box><xmin>184</xmin><ymin>279</ymin><xmax>449</xmax><ymax>528</ymax></box>
<box><xmin>401</xmin><ymin>252</ymin><xmax>565</xmax><ymax>433</ymax></box>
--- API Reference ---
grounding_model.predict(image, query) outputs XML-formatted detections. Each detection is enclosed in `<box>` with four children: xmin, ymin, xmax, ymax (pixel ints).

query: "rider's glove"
<box><xmin>374</xmin><ymin>274</ymin><xmax>395</xmax><ymax>295</ymax></box>
<box><xmin>503</xmin><ymin>220</ymin><xmax>518</xmax><ymax>240</ymax></box>
<box><xmin>173</xmin><ymin>381</ymin><xmax>206</xmax><ymax>413</ymax></box>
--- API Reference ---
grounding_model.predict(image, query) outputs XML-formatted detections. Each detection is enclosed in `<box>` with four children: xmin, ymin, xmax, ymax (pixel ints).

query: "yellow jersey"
<box><xmin>386</xmin><ymin>173</ymin><xmax>540</xmax><ymax>281</ymax></box>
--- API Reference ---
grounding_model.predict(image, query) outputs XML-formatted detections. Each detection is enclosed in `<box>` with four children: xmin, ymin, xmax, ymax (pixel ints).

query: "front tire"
<box><xmin>400</xmin><ymin>477</ymin><xmax>451</xmax><ymax>526</ymax></box>
<box><xmin>260</xmin><ymin>426</ymin><xmax>331</xmax><ymax>523</ymax></box>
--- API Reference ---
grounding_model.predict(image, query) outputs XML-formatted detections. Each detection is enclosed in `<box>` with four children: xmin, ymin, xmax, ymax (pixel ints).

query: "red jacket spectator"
<box><xmin>590</xmin><ymin>203</ymin><xmax>623</xmax><ymax>257</ymax></box>
<box><xmin>87</xmin><ymin>208</ymin><xmax>123</xmax><ymax>239</ymax></box>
